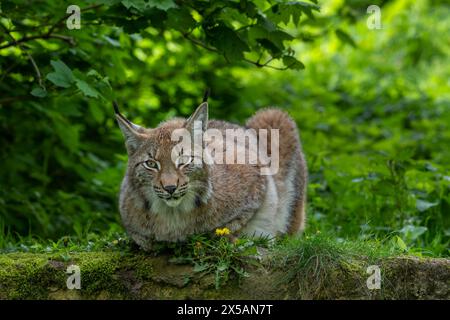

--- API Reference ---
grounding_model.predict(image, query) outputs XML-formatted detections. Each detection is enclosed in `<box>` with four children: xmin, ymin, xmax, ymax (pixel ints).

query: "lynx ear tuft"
<box><xmin>113</xmin><ymin>101</ymin><xmax>143</xmax><ymax>154</ymax></box>
<box><xmin>186</xmin><ymin>102</ymin><xmax>208</xmax><ymax>132</ymax></box>
<box><xmin>202</xmin><ymin>88</ymin><xmax>210</xmax><ymax>103</ymax></box>
<box><xmin>113</xmin><ymin>100</ymin><xmax>120</xmax><ymax>114</ymax></box>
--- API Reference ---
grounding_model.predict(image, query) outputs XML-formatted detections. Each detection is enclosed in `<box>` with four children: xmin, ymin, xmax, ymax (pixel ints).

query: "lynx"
<box><xmin>114</xmin><ymin>95</ymin><xmax>307</xmax><ymax>250</ymax></box>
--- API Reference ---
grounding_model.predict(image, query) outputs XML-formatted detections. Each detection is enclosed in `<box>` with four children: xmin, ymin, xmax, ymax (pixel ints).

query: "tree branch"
<box><xmin>0</xmin><ymin>33</ymin><xmax>75</xmax><ymax>50</ymax></box>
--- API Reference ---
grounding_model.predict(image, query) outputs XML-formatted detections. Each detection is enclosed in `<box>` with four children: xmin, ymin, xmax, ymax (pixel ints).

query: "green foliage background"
<box><xmin>0</xmin><ymin>0</ymin><xmax>449</xmax><ymax>256</ymax></box>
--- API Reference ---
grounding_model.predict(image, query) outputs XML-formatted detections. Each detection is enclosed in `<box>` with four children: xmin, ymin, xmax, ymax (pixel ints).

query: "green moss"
<box><xmin>122</xmin><ymin>253</ymin><xmax>154</xmax><ymax>280</ymax></box>
<box><xmin>0</xmin><ymin>252</ymin><xmax>133</xmax><ymax>299</ymax></box>
<box><xmin>69</xmin><ymin>252</ymin><xmax>123</xmax><ymax>297</ymax></box>
<box><xmin>0</xmin><ymin>253</ymin><xmax>65</xmax><ymax>299</ymax></box>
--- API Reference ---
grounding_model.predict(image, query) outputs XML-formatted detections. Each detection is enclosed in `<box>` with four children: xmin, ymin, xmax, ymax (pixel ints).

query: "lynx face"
<box><xmin>115</xmin><ymin>102</ymin><xmax>210</xmax><ymax>211</ymax></box>
<box><xmin>131</xmin><ymin>138</ymin><xmax>205</xmax><ymax>208</ymax></box>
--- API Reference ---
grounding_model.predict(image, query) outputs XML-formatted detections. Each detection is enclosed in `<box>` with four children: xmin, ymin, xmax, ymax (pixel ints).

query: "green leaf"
<box><xmin>256</xmin><ymin>15</ymin><xmax>277</xmax><ymax>32</ymax></box>
<box><xmin>248</xmin><ymin>26</ymin><xmax>268</xmax><ymax>45</ymax></box>
<box><xmin>444</xmin><ymin>229</ymin><xmax>450</xmax><ymax>237</ymax></box>
<box><xmin>121</xmin><ymin>0</ymin><xmax>176</xmax><ymax>11</ymax></box>
<box><xmin>206</xmin><ymin>26</ymin><xmax>250</xmax><ymax>61</ymax></box>
<box><xmin>240</xmin><ymin>245</ymin><xmax>258</xmax><ymax>256</ymax></box>
<box><xmin>219</xmin><ymin>7</ymin><xmax>248</xmax><ymax>25</ymax></box>
<box><xmin>121</xmin><ymin>0</ymin><xmax>146</xmax><ymax>11</ymax></box>
<box><xmin>46</xmin><ymin>60</ymin><xmax>74</xmax><ymax>88</ymax></box>
<box><xmin>257</xmin><ymin>38</ymin><xmax>281</xmax><ymax>55</ymax></box>
<box><xmin>87</xmin><ymin>69</ymin><xmax>101</xmax><ymax>78</ymax></box>
<box><xmin>89</xmin><ymin>103</ymin><xmax>105</xmax><ymax>123</ymax></box>
<box><xmin>282</xmin><ymin>56</ymin><xmax>305</xmax><ymax>70</ymax></box>
<box><xmin>396</xmin><ymin>236</ymin><xmax>408</xmax><ymax>251</ymax></box>
<box><xmin>166</xmin><ymin>7</ymin><xmax>196</xmax><ymax>31</ymax></box>
<box><xmin>400</xmin><ymin>225</ymin><xmax>428</xmax><ymax>241</ymax></box>
<box><xmin>54</xmin><ymin>121</ymin><xmax>80</xmax><ymax>153</ymax></box>
<box><xmin>268</xmin><ymin>30</ymin><xmax>294</xmax><ymax>49</ymax></box>
<box><xmin>148</xmin><ymin>0</ymin><xmax>176</xmax><ymax>11</ymax></box>
<box><xmin>30</xmin><ymin>87</ymin><xmax>47</xmax><ymax>98</ymax></box>
<box><xmin>239</xmin><ymin>0</ymin><xmax>257</xmax><ymax>18</ymax></box>
<box><xmin>75</xmin><ymin>79</ymin><xmax>100</xmax><ymax>98</ymax></box>
<box><xmin>193</xmin><ymin>263</ymin><xmax>210</xmax><ymax>272</ymax></box>
<box><xmin>267</xmin><ymin>4</ymin><xmax>292</xmax><ymax>25</ymax></box>
<box><xmin>266</xmin><ymin>2</ymin><xmax>320</xmax><ymax>25</ymax></box>
<box><xmin>416</xmin><ymin>199</ymin><xmax>439</xmax><ymax>212</ymax></box>
<box><xmin>335</xmin><ymin>29</ymin><xmax>357</xmax><ymax>48</ymax></box>
<box><xmin>216</xmin><ymin>262</ymin><xmax>229</xmax><ymax>272</ymax></box>
<box><xmin>103</xmin><ymin>35</ymin><xmax>121</xmax><ymax>47</ymax></box>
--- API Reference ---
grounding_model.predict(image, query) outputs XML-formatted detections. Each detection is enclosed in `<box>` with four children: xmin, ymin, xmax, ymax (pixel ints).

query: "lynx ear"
<box><xmin>186</xmin><ymin>102</ymin><xmax>208</xmax><ymax>132</ymax></box>
<box><xmin>113</xmin><ymin>101</ymin><xmax>143</xmax><ymax>153</ymax></box>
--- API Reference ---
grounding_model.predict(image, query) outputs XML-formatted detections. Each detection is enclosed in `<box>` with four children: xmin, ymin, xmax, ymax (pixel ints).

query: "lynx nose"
<box><xmin>163</xmin><ymin>185</ymin><xmax>177</xmax><ymax>195</ymax></box>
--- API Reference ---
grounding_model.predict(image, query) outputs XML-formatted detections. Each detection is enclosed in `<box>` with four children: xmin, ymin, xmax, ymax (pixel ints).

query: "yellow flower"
<box><xmin>215</xmin><ymin>228</ymin><xmax>231</xmax><ymax>236</ymax></box>
<box><xmin>195</xmin><ymin>241</ymin><xmax>202</xmax><ymax>248</ymax></box>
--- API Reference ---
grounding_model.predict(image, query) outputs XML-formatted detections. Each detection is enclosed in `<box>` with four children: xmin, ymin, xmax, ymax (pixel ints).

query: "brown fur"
<box><xmin>246</xmin><ymin>108</ymin><xmax>308</xmax><ymax>233</ymax></box>
<box><xmin>115</xmin><ymin>102</ymin><xmax>307</xmax><ymax>249</ymax></box>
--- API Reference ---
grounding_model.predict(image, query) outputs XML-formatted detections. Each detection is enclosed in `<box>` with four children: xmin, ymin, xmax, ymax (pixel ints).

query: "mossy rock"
<box><xmin>0</xmin><ymin>252</ymin><xmax>448</xmax><ymax>300</ymax></box>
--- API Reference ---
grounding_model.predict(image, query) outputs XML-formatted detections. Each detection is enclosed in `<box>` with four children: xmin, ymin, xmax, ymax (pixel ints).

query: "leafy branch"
<box><xmin>0</xmin><ymin>22</ymin><xmax>44</xmax><ymax>89</ymax></box>
<box><xmin>0</xmin><ymin>4</ymin><xmax>103</xmax><ymax>50</ymax></box>
<box><xmin>183</xmin><ymin>33</ymin><xmax>290</xmax><ymax>71</ymax></box>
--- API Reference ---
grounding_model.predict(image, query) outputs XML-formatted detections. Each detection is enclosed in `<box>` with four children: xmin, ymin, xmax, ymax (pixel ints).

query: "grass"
<box><xmin>269</xmin><ymin>233</ymin><xmax>400</xmax><ymax>297</ymax></box>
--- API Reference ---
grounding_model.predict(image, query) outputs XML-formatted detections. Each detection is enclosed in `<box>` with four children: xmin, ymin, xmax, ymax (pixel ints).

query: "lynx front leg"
<box><xmin>129</xmin><ymin>231</ymin><xmax>155</xmax><ymax>252</ymax></box>
<box><xmin>221</xmin><ymin>210</ymin><xmax>256</xmax><ymax>237</ymax></box>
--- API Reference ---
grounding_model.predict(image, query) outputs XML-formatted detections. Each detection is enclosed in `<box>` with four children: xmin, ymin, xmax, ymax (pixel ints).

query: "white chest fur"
<box><xmin>241</xmin><ymin>175</ymin><xmax>279</xmax><ymax>238</ymax></box>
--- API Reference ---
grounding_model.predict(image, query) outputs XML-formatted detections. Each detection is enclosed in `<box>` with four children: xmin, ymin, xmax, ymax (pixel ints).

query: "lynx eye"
<box><xmin>143</xmin><ymin>160</ymin><xmax>159</xmax><ymax>171</ymax></box>
<box><xmin>176</xmin><ymin>155</ymin><xmax>193</xmax><ymax>168</ymax></box>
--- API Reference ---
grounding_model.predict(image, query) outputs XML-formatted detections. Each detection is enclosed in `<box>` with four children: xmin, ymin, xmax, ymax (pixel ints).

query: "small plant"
<box><xmin>159</xmin><ymin>229</ymin><xmax>271</xmax><ymax>289</ymax></box>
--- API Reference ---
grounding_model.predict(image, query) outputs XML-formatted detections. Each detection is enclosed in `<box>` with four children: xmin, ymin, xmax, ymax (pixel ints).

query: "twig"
<box><xmin>24</xmin><ymin>51</ymin><xmax>43</xmax><ymax>88</ymax></box>
<box><xmin>243</xmin><ymin>57</ymin><xmax>288</xmax><ymax>70</ymax></box>
<box><xmin>262</xmin><ymin>56</ymin><xmax>275</xmax><ymax>66</ymax></box>
<box><xmin>183</xmin><ymin>33</ymin><xmax>217</xmax><ymax>53</ymax></box>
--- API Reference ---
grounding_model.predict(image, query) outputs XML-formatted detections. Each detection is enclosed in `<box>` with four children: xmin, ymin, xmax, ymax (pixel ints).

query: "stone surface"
<box><xmin>0</xmin><ymin>252</ymin><xmax>448</xmax><ymax>299</ymax></box>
